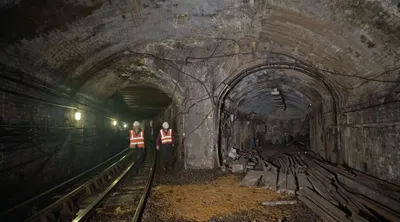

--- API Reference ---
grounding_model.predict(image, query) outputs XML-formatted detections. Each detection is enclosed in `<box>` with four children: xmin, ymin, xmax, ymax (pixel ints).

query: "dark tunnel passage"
<box><xmin>217</xmin><ymin>62</ymin><xmax>340</xmax><ymax>166</ymax></box>
<box><xmin>0</xmin><ymin>71</ymin><xmax>176</xmax><ymax>211</ymax></box>
<box><xmin>1</xmin><ymin>0</ymin><xmax>400</xmax><ymax>221</ymax></box>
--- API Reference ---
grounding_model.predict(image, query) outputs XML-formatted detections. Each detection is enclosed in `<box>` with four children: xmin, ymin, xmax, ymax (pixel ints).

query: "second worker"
<box><xmin>156</xmin><ymin>122</ymin><xmax>174</xmax><ymax>171</ymax></box>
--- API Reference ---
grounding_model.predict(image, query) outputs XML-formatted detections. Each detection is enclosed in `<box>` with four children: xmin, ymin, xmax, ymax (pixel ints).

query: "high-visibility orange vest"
<box><xmin>129</xmin><ymin>130</ymin><xmax>144</xmax><ymax>148</ymax></box>
<box><xmin>160</xmin><ymin>129</ymin><xmax>172</xmax><ymax>144</ymax></box>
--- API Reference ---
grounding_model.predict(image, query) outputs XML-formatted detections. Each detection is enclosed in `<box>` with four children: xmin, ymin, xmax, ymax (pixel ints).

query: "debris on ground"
<box><xmin>261</xmin><ymin>200</ymin><xmax>297</xmax><ymax>206</ymax></box>
<box><xmin>153</xmin><ymin>165</ymin><xmax>229</xmax><ymax>186</ymax></box>
<box><xmin>231</xmin><ymin>157</ymin><xmax>248</xmax><ymax>173</ymax></box>
<box><xmin>223</xmin><ymin>147</ymin><xmax>258</xmax><ymax>173</ymax></box>
<box><xmin>297</xmin><ymin>152</ymin><xmax>400</xmax><ymax>222</ymax></box>
<box><xmin>151</xmin><ymin>175</ymin><xmax>285</xmax><ymax>221</ymax></box>
<box><xmin>220</xmin><ymin>144</ymin><xmax>400</xmax><ymax>221</ymax></box>
<box><xmin>239</xmin><ymin>170</ymin><xmax>263</xmax><ymax>187</ymax></box>
<box><xmin>142</xmin><ymin>166</ymin><xmax>320</xmax><ymax>222</ymax></box>
<box><xmin>260</xmin><ymin>149</ymin><xmax>400</xmax><ymax>221</ymax></box>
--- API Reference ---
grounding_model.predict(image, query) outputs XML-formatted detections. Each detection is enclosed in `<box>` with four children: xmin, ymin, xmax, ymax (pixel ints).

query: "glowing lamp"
<box><xmin>112</xmin><ymin>120</ymin><xmax>117</xmax><ymax>126</ymax></box>
<box><xmin>74</xmin><ymin>112</ymin><xmax>81</xmax><ymax>121</ymax></box>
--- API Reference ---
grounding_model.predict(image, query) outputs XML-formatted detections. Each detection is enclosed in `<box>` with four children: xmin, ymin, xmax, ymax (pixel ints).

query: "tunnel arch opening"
<box><xmin>216</xmin><ymin>58</ymin><xmax>343</xmax><ymax>167</ymax></box>
<box><xmin>0</xmin><ymin>50</ymin><xmax>186</xmax><ymax>205</ymax></box>
<box><xmin>71</xmin><ymin>50</ymin><xmax>185</xmax><ymax>122</ymax></box>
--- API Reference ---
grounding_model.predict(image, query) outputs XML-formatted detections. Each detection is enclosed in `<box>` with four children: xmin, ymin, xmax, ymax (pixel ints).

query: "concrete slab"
<box><xmin>277</xmin><ymin>173</ymin><xmax>287</xmax><ymax>193</ymax></box>
<box><xmin>297</xmin><ymin>173</ymin><xmax>312</xmax><ymax>190</ymax></box>
<box><xmin>240</xmin><ymin>170</ymin><xmax>263</xmax><ymax>187</ymax></box>
<box><xmin>286</xmin><ymin>174</ymin><xmax>297</xmax><ymax>194</ymax></box>
<box><xmin>262</xmin><ymin>170</ymin><xmax>278</xmax><ymax>190</ymax></box>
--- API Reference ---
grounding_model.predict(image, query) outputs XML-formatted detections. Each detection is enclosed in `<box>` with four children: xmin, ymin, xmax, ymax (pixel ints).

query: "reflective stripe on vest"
<box><xmin>160</xmin><ymin>129</ymin><xmax>172</xmax><ymax>144</ymax></box>
<box><xmin>129</xmin><ymin>130</ymin><xmax>145</xmax><ymax>148</ymax></box>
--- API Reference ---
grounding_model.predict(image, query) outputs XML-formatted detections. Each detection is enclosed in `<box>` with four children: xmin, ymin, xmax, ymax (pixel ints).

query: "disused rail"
<box><xmin>257</xmin><ymin>150</ymin><xmax>400</xmax><ymax>222</ymax></box>
<box><xmin>0</xmin><ymin>148</ymin><xmax>132</xmax><ymax>221</ymax></box>
<box><xmin>25</xmin><ymin>149</ymin><xmax>135</xmax><ymax>222</ymax></box>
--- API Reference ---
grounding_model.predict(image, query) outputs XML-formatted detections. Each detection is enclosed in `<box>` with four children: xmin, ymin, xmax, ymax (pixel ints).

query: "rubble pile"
<box><xmin>223</xmin><ymin>147</ymin><xmax>259</xmax><ymax>173</ymax></box>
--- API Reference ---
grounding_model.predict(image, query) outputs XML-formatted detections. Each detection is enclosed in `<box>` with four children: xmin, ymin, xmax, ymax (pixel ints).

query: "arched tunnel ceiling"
<box><xmin>225</xmin><ymin>69</ymin><xmax>330</xmax><ymax>120</ymax></box>
<box><xmin>0</xmin><ymin>0</ymin><xmax>399</xmax><ymax>115</ymax></box>
<box><xmin>106</xmin><ymin>84</ymin><xmax>172</xmax><ymax>119</ymax></box>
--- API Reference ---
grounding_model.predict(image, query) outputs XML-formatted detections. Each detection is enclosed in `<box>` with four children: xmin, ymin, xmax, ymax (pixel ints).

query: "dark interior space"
<box><xmin>219</xmin><ymin>68</ymin><xmax>320</xmax><ymax>154</ymax></box>
<box><xmin>0</xmin><ymin>0</ymin><xmax>400</xmax><ymax>221</ymax></box>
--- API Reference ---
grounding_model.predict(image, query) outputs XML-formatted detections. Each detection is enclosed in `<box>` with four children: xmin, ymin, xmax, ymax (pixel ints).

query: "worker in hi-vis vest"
<box><xmin>156</xmin><ymin>122</ymin><xmax>174</xmax><ymax>170</ymax></box>
<box><xmin>129</xmin><ymin>121</ymin><xmax>146</xmax><ymax>174</ymax></box>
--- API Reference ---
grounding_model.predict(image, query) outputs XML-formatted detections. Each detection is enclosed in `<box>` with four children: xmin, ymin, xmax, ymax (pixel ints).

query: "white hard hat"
<box><xmin>133</xmin><ymin>121</ymin><xmax>140</xmax><ymax>127</ymax></box>
<box><xmin>162</xmin><ymin>122</ymin><xmax>169</xmax><ymax>129</ymax></box>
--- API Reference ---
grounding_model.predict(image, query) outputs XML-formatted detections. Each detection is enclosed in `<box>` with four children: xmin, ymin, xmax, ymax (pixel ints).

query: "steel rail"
<box><xmin>132</xmin><ymin>144</ymin><xmax>157</xmax><ymax>222</ymax></box>
<box><xmin>72</xmin><ymin>160</ymin><xmax>136</xmax><ymax>222</ymax></box>
<box><xmin>25</xmin><ymin>149</ymin><xmax>134</xmax><ymax>222</ymax></box>
<box><xmin>71</xmin><ymin>143</ymin><xmax>156</xmax><ymax>222</ymax></box>
<box><xmin>0</xmin><ymin>148</ymin><xmax>130</xmax><ymax>218</ymax></box>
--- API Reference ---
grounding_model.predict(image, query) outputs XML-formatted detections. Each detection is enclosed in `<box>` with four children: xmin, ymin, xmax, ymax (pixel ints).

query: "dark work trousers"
<box><xmin>133</xmin><ymin>147</ymin><xmax>146</xmax><ymax>173</ymax></box>
<box><xmin>160</xmin><ymin>143</ymin><xmax>173</xmax><ymax>169</ymax></box>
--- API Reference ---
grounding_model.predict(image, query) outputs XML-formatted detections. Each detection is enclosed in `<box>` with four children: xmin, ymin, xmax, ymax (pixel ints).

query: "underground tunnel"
<box><xmin>0</xmin><ymin>0</ymin><xmax>400</xmax><ymax>221</ymax></box>
<box><xmin>218</xmin><ymin>67</ymin><xmax>333</xmax><ymax>157</ymax></box>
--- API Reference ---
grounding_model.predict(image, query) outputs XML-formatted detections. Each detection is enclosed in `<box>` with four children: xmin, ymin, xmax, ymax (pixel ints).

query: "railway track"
<box><xmin>1</xmin><ymin>144</ymin><xmax>156</xmax><ymax>222</ymax></box>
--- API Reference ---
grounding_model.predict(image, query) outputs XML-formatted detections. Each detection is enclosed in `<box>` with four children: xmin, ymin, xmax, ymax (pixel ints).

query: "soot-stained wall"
<box><xmin>341</xmin><ymin>93</ymin><xmax>400</xmax><ymax>184</ymax></box>
<box><xmin>263</xmin><ymin>118</ymin><xmax>307</xmax><ymax>145</ymax></box>
<box><xmin>225</xmin><ymin>117</ymin><xmax>307</xmax><ymax>152</ymax></box>
<box><xmin>0</xmin><ymin>0</ymin><xmax>400</xmax><ymax>183</ymax></box>
<box><xmin>0</xmin><ymin>76</ymin><xmax>128</xmax><ymax>208</ymax></box>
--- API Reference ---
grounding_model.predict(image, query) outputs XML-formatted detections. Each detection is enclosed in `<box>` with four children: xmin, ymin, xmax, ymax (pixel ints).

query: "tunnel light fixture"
<box><xmin>112</xmin><ymin>120</ymin><xmax>117</xmax><ymax>126</ymax></box>
<box><xmin>123</xmin><ymin>123</ymin><xmax>127</xmax><ymax>128</ymax></box>
<box><xmin>271</xmin><ymin>88</ymin><xmax>280</xmax><ymax>95</ymax></box>
<box><xmin>74</xmin><ymin>112</ymin><xmax>81</xmax><ymax>121</ymax></box>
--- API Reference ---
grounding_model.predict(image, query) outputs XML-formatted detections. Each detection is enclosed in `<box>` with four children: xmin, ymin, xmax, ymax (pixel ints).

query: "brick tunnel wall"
<box><xmin>0</xmin><ymin>76</ymin><xmax>127</xmax><ymax>205</ymax></box>
<box><xmin>231</xmin><ymin>118</ymin><xmax>307</xmax><ymax>150</ymax></box>
<box><xmin>262</xmin><ymin>118</ymin><xmax>306</xmax><ymax>145</ymax></box>
<box><xmin>222</xmin><ymin>114</ymin><xmax>308</xmax><ymax>153</ymax></box>
<box><xmin>342</xmin><ymin>101</ymin><xmax>400</xmax><ymax>184</ymax></box>
<box><xmin>308</xmin><ymin>89</ymin><xmax>400</xmax><ymax>185</ymax></box>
